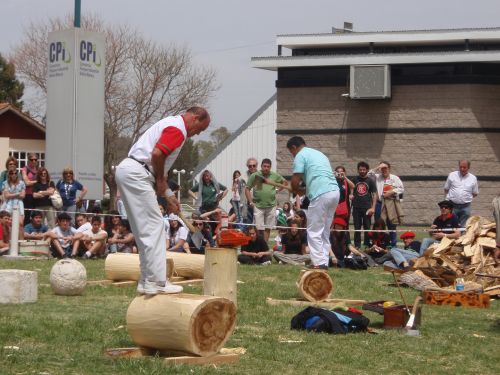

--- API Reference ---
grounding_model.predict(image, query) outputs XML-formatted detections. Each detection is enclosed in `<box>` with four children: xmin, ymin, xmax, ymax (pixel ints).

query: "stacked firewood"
<box><xmin>403</xmin><ymin>216</ymin><xmax>498</xmax><ymax>295</ymax></box>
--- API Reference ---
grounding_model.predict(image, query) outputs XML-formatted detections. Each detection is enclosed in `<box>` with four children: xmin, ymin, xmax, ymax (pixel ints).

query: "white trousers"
<box><xmin>306</xmin><ymin>190</ymin><xmax>339</xmax><ymax>267</ymax></box>
<box><xmin>115</xmin><ymin>158</ymin><xmax>166</xmax><ymax>283</ymax></box>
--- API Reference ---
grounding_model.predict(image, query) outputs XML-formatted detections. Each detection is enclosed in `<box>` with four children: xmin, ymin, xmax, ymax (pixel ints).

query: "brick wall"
<box><xmin>276</xmin><ymin>84</ymin><xmax>500</xmax><ymax>224</ymax></box>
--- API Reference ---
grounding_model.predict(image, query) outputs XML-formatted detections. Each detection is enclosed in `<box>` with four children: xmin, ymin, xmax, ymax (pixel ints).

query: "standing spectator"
<box><xmin>0</xmin><ymin>157</ymin><xmax>19</xmax><ymax>203</ymax></box>
<box><xmin>23</xmin><ymin>210</ymin><xmax>48</xmax><ymax>240</ymax></box>
<box><xmin>56</xmin><ymin>167</ymin><xmax>88</xmax><ymax>225</ymax></box>
<box><xmin>32</xmin><ymin>167</ymin><xmax>56</xmax><ymax>228</ymax></box>
<box><xmin>237</xmin><ymin>226</ymin><xmax>272</xmax><ymax>265</ymax></box>
<box><xmin>334</xmin><ymin>165</ymin><xmax>354</xmax><ymax>222</ymax></box>
<box><xmin>369</xmin><ymin>161</ymin><xmax>404</xmax><ymax>247</ymax></box>
<box><xmin>230</xmin><ymin>170</ymin><xmax>244</xmax><ymax>223</ymax></box>
<box><xmin>287</xmin><ymin>136</ymin><xmax>339</xmax><ymax>269</ymax></box>
<box><xmin>80</xmin><ymin>216</ymin><xmax>108</xmax><ymax>258</ymax></box>
<box><xmin>351</xmin><ymin>161</ymin><xmax>377</xmax><ymax>249</ymax></box>
<box><xmin>21</xmin><ymin>153</ymin><xmax>38</xmax><ymax>225</ymax></box>
<box><xmin>47</xmin><ymin>212</ymin><xmax>81</xmax><ymax>258</ymax></box>
<box><xmin>189</xmin><ymin>170</ymin><xmax>227</xmax><ymax>213</ymax></box>
<box><xmin>0</xmin><ymin>210</ymin><xmax>11</xmax><ymax>254</ymax></box>
<box><xmin>245</xmin><ymin>158</ymin><xmax>288</xmax><ymax>242</ymax></box>
<box><xmin>420</xmin><ymin>200</ymin><xmax>461</xmax><ymax>253</ymax></box>
<box><xmin>1</xmin><ymin>168</ymin><xmax>26</xmax><ymax>239</ymax></box>
<box><xmin>444</xmin><ymin>160</ymin><xmax>479</xmax><ymax>228</ymax></box>
<box><xmin>242</xmin><ymin>157</ymin><xmax>258</xmax><ymax>224</ymax></box>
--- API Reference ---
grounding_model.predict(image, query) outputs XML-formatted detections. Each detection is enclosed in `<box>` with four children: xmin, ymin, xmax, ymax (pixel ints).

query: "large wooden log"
<box><xmin>203</xmin><ymin>247</ymin><xmax>237</xmax><ymax>305</ymax></box>
<box><xmin>167</xmin><ymin>252</ymin><xmax>205</xmax><ymax>279</ymax></box>
<box><xmin>105</xmin><ymin>253</ymin><xmax>173</xmax><ymax>281</ymax></box>
<box><xmin>296</xmin><ymin>270</ymin><xmax>333</xmax><ymax>302</ymax></box>
<box><xmin>126</xmin><ymin>294</ymin><xmax>236</xmax><ymax>356</ymax></box>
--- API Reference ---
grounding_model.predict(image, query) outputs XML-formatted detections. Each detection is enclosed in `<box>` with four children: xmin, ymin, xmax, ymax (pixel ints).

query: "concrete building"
<box><xmin>0</xmin><ymin>103</ymin><xmax>46</xmax><ymax>170</ymax></box>
<box><xmin>252</xmin><ymin>27</ymin><xmax>500</xmax><ymax>224</ymax></box>
<box><xmin>192</xmin><ymin>95</ymin><xmax>277</xmax><ymax>211</ymax></box>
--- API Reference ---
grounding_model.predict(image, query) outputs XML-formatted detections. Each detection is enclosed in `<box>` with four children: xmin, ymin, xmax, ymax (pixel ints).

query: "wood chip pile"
<box><xmin>405</xmin><ymin>216</ymin><xmax>499</xmax><ymax>295</ymax></box>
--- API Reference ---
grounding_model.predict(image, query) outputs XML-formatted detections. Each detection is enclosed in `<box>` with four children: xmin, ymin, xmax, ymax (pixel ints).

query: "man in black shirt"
<box><xmin>420</xmin><ymin>200</ymin><xmax>461</xmax><ymax>253</ymax></box>
<box><xmin>351</xmin><ymin>162</ymin><xmax>377</xmax><ymax>249</ymax></box>
<box><xmin>273</xmin><ymin>220</ymin><xmax>310</xmax><ymax>265</ymax></box>
<box><xmin>238</xmin><ymin>226</ymin><xmax>272</xmax><ymax>265</ymax></box>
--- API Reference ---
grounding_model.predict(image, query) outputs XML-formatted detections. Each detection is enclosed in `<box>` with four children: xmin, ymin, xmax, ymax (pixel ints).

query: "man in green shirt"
<box><xmin>245</xmin><ymin>158</ymin><xmax>287</xmax><ymax>242</ymax></box>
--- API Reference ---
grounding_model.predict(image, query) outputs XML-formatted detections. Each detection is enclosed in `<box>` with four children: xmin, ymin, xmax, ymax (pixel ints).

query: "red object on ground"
<box><xmin>217</xmin><ymin>229</ymin><xmax>252</xmax><ymax>247</ymax></box>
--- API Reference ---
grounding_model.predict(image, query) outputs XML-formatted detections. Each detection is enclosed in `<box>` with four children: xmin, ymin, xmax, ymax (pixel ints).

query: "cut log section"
<box><xmin>126</xmin><ymin>294</ymin><xmax>236</xmax><ymax>357</ymax></box>
<box><xmin>105</xmin><ymin>253</ymin><xmax>174</xmax><ymax>281</ymax></box>
<box><xmin>203</xmin><ymin>247</ymin><xmax>237</xmax><ymax>305</ymax></box>
<box><xmin>296</xmin><ymin>270</ymin><xmax>333</xmax><ymax>302</ymax></box>
<box><xmin>167</xmin><ymin>252</ymin><xmax>205</xmax><ymax>279</ymax></box>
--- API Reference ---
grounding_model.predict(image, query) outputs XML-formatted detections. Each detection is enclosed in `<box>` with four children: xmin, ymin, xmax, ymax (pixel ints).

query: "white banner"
<box><xmin>46</xmin><ymin>28</ymin><xmax>105</xmax><ymax>200</ymax></box>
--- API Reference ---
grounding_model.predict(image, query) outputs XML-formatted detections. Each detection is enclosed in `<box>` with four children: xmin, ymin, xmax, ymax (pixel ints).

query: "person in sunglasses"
<box><xmin>55</xmin><ymin>167</ymin><xmax>88</xmax><ymax>226</ymax></box>
<box><xmin>21</xmin><ymin>153</ymin><xmax>39</xmax><ymax>225</ymax></box>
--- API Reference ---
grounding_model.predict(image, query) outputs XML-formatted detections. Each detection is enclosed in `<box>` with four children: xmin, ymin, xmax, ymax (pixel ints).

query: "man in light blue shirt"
<box><xmin>287</xmin><ymin>136</ymin><xmax>339</xmax><ymax>269</ymax></box>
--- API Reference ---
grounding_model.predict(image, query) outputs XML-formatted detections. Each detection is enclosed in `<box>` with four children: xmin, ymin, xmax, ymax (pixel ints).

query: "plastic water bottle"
<box><xmin>455</xmin><ymin>277</ymin><xmax>465</xmax><ymax>291</ymax></box>
<box><xmin>221</xmin><ymin>212</ymin><xmax>229</xmax><ymax>230</ymax></box>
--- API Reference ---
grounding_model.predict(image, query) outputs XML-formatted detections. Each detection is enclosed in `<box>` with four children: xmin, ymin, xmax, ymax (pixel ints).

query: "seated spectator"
<box><xmin>75</xmin><ymin>213</ymin><xmax>92</xmax><ymax>233</ymax></box>
<box><xmin>189</xmin><ymin>170</ymin><xmax>228</xmax><ymax>213</ymax></box>
<box><xmin>238</xmin><ymin>226</ymin><xmax>272</xmax><ymax>265</ymax></box>
<box><xmin>329</xmin><ymin>216</ymin><xmax>350</xmax><ymax>267</ymax></box>
<box><xmin>166</xmin><ymin>213</ymin><xmax>189</xmax><ymax>253</ymax></box>
<box><xmin>24</xmin><ymin>210</ymin><xmax>49</xmax><ymax>240</ymax></box>
<box><xmin>46</xmin><ymin>212</ymin><xmax>81</xmax><ymax>258</ymax></box>
<box><xmin>365</xmin><ymin>218</ymin><xmax>392</xmax><ymax>264</ymax></box>
<box><xmin>273</xmin><ymin>220</ymin><xmax>310</xmax><ymax>266</ymax></box>
<box><xmin>108</xmin><ymin>219</ymin><xmax>136</xmax><ymax>253</ymax></box>
<box><xmin>282</xmin><ymin>201</ymin><xmax>295</xmax><ymax>221</ymax></box>
<box><xmin>186</xmin><ymin>211</ymin><xmax>214</xmax><ymax>254</ymax></box>
<box><xmin>273</xmin><ymin>227</ymin><xmax>287</xmax><ymax>252</ymax></box>
<box><xmin>80</xmin><ymin>216</ymin><xmax>108</xmax><ymax>258</ymax></box>
<box><xmin>1</xmin><ymin>168</ymin><xmax>26</xmax><ymax>239</ymax></box>
<box><xmin>0</xmin><ymin>210</ymin><xmax>11</xmax><ymax>254</ymax></box>
<box><xmin>104</xmin><ymin>210</ymin><xmax>122</xmax><ymax>239</ymax></box>
<box><xmin>383</xmin><ymin>231</ymin><xmax>422</xmax><ymax>271</ymax></box>
<box><xmin>32</xmin><ymin>167</ymin><xmax>56</xmax><ymax>228</ymax></box>
<box><xmin>420</xmin><ymin>200</ymin><xmax>461</xmax><ymax>253</ymax></box>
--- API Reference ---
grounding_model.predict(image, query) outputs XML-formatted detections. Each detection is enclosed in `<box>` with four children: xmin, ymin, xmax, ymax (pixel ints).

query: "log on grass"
<box><xmin>126</xmin><ymin>294</ymin><xmax>236</xmax><ymax>356</ymax></box>
<box><xmin>203</xmin><ymin>247</ymin><xmax>237</xmax><ymax>305</ymax></box>
<box><xmin>167</xmin><ymin>252</ymin><xmax>205</xmax><ymax>279</ymax></box>
<box><xmin>296</xmin><ymin>270</ymin><xmax>333</xmax><ymax>302</ymax></box>
<box><xmin>105</xmin><ymin>253</ymin><xmax>174</xmax><ymax>281</ymax></box>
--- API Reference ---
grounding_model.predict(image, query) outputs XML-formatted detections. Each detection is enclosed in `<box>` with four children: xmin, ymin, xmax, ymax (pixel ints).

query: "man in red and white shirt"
<box><xmin>115</xmin><ymin>107</ymin><xmax>210</xmax><ymax>295</ymax></box>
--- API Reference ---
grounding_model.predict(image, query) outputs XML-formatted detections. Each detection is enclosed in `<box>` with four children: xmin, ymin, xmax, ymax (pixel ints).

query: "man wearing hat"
<box><xmin>383</xmin><ymin>231</ymin><xmax>421</xmax><ymax>271</ymax></box>
<box><xmin>420</xmin><ymin>200</ymin><xmax>461</xmax><ymax>253</ymax></box>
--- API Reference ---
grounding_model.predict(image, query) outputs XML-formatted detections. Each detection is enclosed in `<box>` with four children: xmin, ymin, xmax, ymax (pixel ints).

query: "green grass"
<box><xmin>0</xmin><ymin>259</ymin><xmax>498</xmax><ymax>375</ymax></box>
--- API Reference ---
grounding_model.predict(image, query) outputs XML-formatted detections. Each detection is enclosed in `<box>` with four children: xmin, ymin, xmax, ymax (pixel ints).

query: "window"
<box><xmin>8</xmin><ymin>151</ymin><xmax>45</xmax><ymax>171</ymax></box>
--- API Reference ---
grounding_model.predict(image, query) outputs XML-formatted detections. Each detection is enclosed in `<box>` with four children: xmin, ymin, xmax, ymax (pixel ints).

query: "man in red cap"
<box><xmin>383</xmin><ymin>231</ymin><xmax>422</xmax><ymax>271</ymax></box>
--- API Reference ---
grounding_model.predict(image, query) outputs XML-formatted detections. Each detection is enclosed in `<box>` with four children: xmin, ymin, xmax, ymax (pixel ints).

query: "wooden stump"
<box><xmin>296</xmin><ymin>270</ymin><xmax>333</xmax><ymax>302</ymax></box>
<box><xmin>167</xmin><ymin>252</ymin><xmax>204</xmax><ymax>279</ymax></box>
<box><xmin>203</xmin><ymin>247</ymin><xmax>237</xmax><ymax>305</ymax></box>
<box><xmin>126</xmin><ymin>294</ymin><xmax>236</xmax><ymax>356</ymax></box>
<box><xmin>105</xmin><ymin>253</ymin><xmax>174</xmax><ymax>281</ymax></box>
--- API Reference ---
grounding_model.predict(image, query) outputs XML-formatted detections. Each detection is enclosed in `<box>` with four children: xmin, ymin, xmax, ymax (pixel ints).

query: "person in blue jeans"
<box><xmin>383</xmin><ymin>231</ymin><xmax>421</xmax><ymax>271</ymax></box>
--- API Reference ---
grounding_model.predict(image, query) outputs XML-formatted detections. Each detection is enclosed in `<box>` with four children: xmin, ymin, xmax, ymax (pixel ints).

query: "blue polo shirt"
<box><xmin>293</xmin><ymin>147</ymin><xmax>338</xmax><ymax>201</ymax></box>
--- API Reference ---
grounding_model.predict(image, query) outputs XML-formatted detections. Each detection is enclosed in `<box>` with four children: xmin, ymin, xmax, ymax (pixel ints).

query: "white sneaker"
<box><xmin>262</xmin><ymin>261</ymin><xmax>272</xmax><ymax>266</ymax></box>
<box><xmin>142</xmin><ymin>280</ymin><xmax>183</xmax><ymax>295</ymax></box>
<box><xmin>137</xmin><ymin>280</ymin><xmax>146</xmax><ymax>294</ymax></box>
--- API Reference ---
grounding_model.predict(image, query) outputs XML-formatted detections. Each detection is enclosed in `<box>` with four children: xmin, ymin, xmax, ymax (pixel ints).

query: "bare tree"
<box><xmin>12</xmin><ymin>14</ymin><xmax>218</xmax><ymax>208</ymax></box>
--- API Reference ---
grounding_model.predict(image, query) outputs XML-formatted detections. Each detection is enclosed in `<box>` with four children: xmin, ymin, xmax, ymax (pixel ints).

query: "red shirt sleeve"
<box><xmin>155</xmin><ymin>127</ymin><xmax>185</xmax><ymax>156</ymax></box>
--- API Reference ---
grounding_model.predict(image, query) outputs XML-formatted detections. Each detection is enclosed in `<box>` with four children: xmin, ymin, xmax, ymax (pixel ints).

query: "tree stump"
<box><xmin>203</xmin><ymin>247</ymin><xmax>237</xmax><ymax>305</ymax></box>
<box><xmin>126</xmin><ymin>294</ymin><xmax>236</xmax><ymax>356</ymax></box>
<box><xmin>105</xmin><ymin>253</ymin><xmax>173</xmax><ymax>281</ymax></box>
<box><xmin>296</xmin><ymin>270</ymin><xmax>333</xmax><ymax>302</ymax></box>
<box><xmin>167</xmin><ymin>252</ymin><xmax>204</xmax><ymax>279</ymax></box>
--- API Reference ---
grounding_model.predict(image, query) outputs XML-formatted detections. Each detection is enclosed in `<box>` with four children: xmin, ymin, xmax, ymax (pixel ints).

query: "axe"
<box><xmin>254</xmin><ymin>174</ymin><xmax>292</xmax><ymax>192</ymax></box>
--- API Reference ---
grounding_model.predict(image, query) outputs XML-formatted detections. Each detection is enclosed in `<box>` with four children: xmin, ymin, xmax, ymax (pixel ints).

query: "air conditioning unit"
<box><xmin>349</xmin><ymin>65</ymin><xmax>391</xmax><ymax>99</ymax></box>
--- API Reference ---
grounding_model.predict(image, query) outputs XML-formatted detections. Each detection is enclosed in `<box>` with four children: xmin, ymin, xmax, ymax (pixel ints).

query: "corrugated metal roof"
<box><xmin>193</xmin><ymin>93</ymin><xmax>277</xmax><ymax>176</ymax></box>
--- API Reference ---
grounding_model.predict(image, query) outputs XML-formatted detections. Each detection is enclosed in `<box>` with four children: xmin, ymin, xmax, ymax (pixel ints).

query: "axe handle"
<box><xmin>164</xmin><ymin>194</ymin><xmax>198</xmax><ymax>233</ymax></box>
<box><xmin>255</xmin><ymin>175</ymin><xmax>292</xmax><ymax>192</ymax></box>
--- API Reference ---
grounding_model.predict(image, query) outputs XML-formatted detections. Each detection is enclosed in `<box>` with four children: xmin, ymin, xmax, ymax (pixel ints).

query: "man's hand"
<box><xmin>166</xmin><ymin>195</ymin><xmax>181</xmax><ymax>214</ymax></box>
<box><xmin>366</xmin><ymin>208</ymin><xmax>375</xmax><ymax>217</ymax></box>
<box><xmin>156</xmin><ymin>177</ymin><xmax>167</xmax><ymax>197</ymax></box>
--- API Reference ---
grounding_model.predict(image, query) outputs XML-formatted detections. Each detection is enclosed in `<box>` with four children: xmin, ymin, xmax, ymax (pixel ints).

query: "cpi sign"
<box><xmin>46</xmin><ymin>28</ymin><xmax>105</xmax><ymax>200</ymax></box>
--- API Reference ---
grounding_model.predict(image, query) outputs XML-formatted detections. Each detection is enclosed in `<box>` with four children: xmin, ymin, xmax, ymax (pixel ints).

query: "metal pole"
<box><xmin>9</xmin><ymin>206</ymin><xmax>19</xmax><ymax>256</ymax></box>
<box><xmin>74</xmin><ymin>0</ymin><xmax>81</xmax><ymax>27</ymax></box>
<box><xmin>177</xmin><ymin>172</ymin><xmax>181</xmax><ymax>202</ymax></box>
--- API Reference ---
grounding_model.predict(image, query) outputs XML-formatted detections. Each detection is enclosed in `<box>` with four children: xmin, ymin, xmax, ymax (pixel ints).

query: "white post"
<box><xmin>9</xmin><ymin>205</ymin><xmax>19</xmax><ymax>256</ymax></box>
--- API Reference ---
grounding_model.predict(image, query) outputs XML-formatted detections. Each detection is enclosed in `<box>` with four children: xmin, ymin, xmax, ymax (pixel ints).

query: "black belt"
<box><xmin>128</xmin><ymin>156</ymin><xmax>153</xmax><ymax>175</ymax></box>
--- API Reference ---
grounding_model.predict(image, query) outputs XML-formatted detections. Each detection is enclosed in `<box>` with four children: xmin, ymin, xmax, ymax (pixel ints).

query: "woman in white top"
<box><xmin>166</xmin><ymin>213</ymin><xmax>189</xmax><ymax>253</ymax></box>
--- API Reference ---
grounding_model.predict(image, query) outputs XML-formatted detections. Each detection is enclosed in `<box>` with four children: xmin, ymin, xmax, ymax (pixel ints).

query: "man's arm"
<box><xmin>290</xmin><ymin>173</ymin><xmax>305</xmax><ymax>196</ymax></box>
